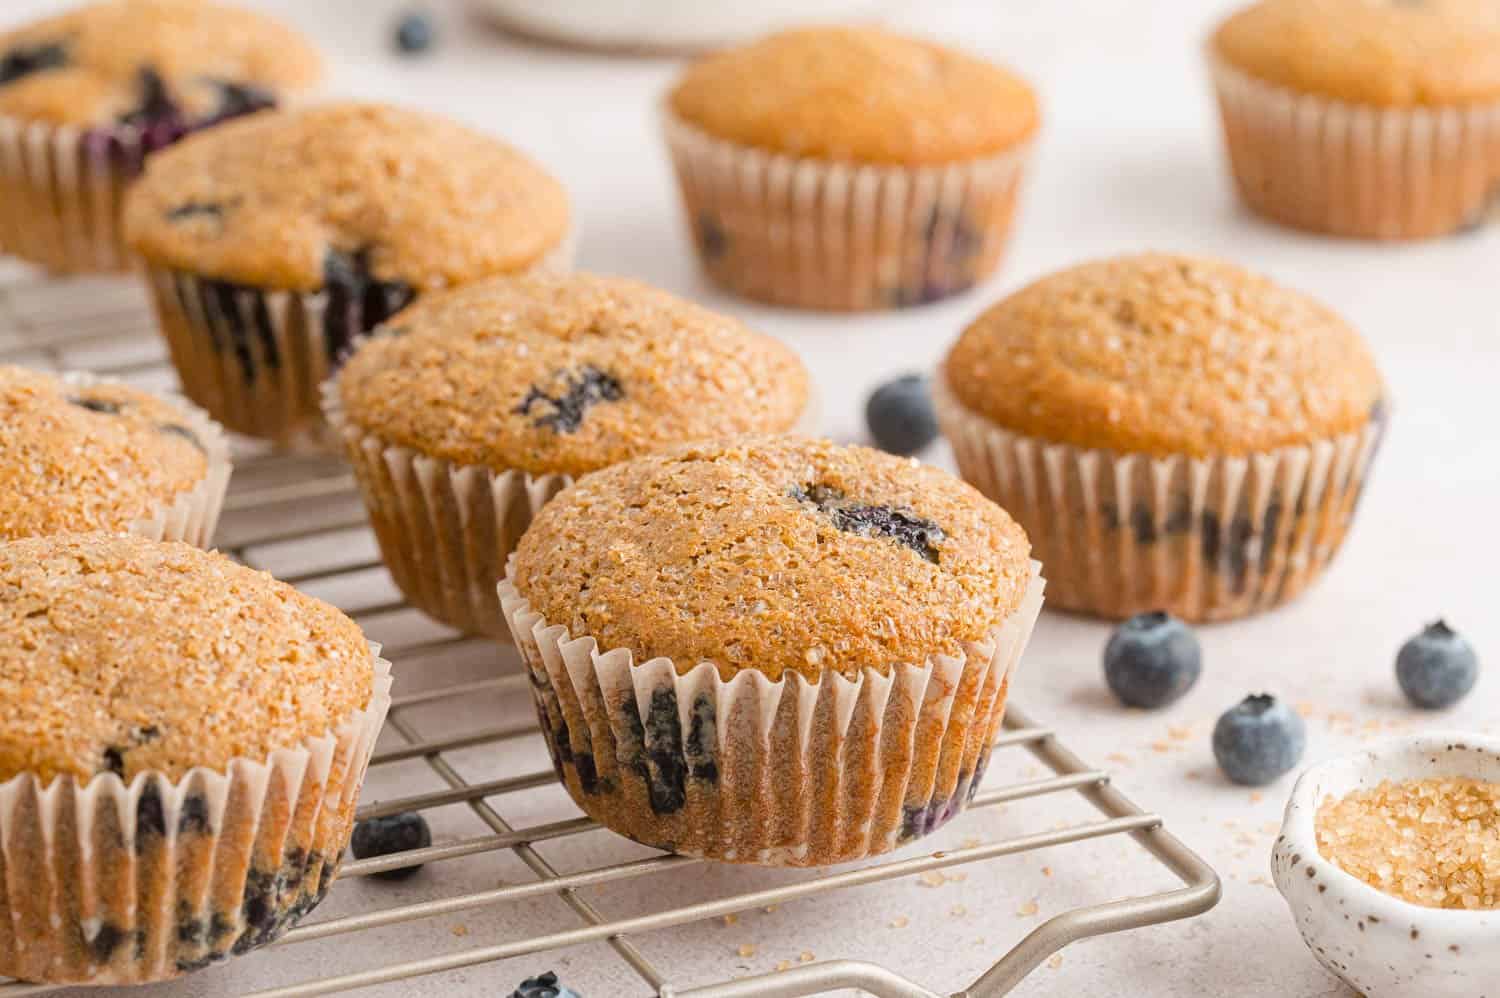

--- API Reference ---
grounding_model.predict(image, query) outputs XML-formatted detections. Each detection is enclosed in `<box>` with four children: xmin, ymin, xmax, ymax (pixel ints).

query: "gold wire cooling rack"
<box><xmin>0</xmin><ymin>268</ymin><xmax>1220</xmax><ymax>998</ymax></box>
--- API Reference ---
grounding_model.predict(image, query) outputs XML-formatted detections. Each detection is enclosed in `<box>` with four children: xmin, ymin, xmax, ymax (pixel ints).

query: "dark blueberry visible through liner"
<box><xmin>0</xmin><ymin>40</ymin><xmax>68</xmax><ymax>87</ymax></box>
<box><xmin>102</xmin><ymin>746</ymin><xmax>126</xmax><ymax>778</ymax></box>
<box><xmin>68</xmin><ymin>396</ymin><xmax>122</xmax><ymax>415</ymax></box>
<box><xmin>696</xmin><ymin>213</ymin><xmax>728</xmax><ymax>261</ymax></box>
<box><xmin>514</xmin><ymin>365</ymin><xmax>625</xmax><ymax>434</ymax></box>
<box><xmin>684</xmin><ymin>693</ymin><xmax>718</xmax><ymax>784</ymax></box>
<box><xmin>641</xmin><ymin>687</ymin><xmax>688</xmax><ymax>815</ymax></box>
<box><xmin>136</xmin><ymin>781</ymin><xmax>168</xmax><ymax>839</ymax></box>
<box><xmin>788</xmin><ymin>483</ymin><xmax>946</xmax><ymax>564</ymax></box>
<box><xmin>87</xmin><ymin>922</ymin><xmax>127</xmax><ymax>962</ymax></box>
<box><xmin>178</xmin><ymin>794</ymin><xmax>213</xmax><ymax>836</ymax></box>
<box><xmin>159</xmin><ymin>422</ymin><xmax>205</xmax><ymax>453</ymax></box>
<box><xmin>322</xmin><ymin>248</ymin><xmax>416</xmax><ymax>365</ymax></box>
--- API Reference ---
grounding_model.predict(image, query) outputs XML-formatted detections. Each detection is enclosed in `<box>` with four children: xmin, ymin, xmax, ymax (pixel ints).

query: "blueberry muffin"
<box><xmin>327</xmin><ymin>272</ymin><xmax>811</xmax><ymax>638</ymax></box>
<box><xmin>125</xmin><ymin>102</ymin><xmax>574</xmax><ymax>446</ymax></box>
<box><xmin>0</xmin><ymin>533</ymin><xmax>391</xmax><ymax>984</ymax></box>
<box><xmin>0</xmin><ymin>0</ymin><xmax>321</xmax><ymax>272</ymax></box>
<box><xmin>1209</xmin><ymin>0</ymin><xmax>1500</xmax><ymax>239</ymax></box>
<box><xmin>501</xmin><ymin>434</ymin><xmax>1043</xmax><ymax>865</ymax></box>
<box><xmin>938</xmin><ymin>252</ymin><xmax>1387</xmax><ymax>622</ymax></box>
<box><xmin>0</xmin><ymin>365</ymin><xmax>229</xmax><ymax>545</ymax></box>
<box><xmin>663</xmin><ymin>25</ymin><xmax>1039</xmax><ymax>310</ymax></box>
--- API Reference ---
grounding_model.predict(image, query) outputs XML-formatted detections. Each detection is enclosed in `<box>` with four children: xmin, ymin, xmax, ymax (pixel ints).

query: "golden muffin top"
<box><xmin>513</xmin><ymin>435</ymin><xmax>1033</xmax><ymax>682</ymax></box>
<box><xmin>1212</xmin><ymin>0</ymin><xmax>1500</xmax><ymax>106</ymax></box>
<box><xmin>943</xmin><ymin>254</ymin><xmax>1385</xmax><ymax>457</ymax></box>
<box><xmin>668</xmin><ymin>26</ymin><xmax>1039</xmax><ymax>165</ymax></box>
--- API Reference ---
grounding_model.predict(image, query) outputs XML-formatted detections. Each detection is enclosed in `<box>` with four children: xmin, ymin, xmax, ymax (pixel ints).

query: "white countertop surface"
<box><xmin>3</xmin><ymin>1</ymin><xmax>1497</xmax><ymax>996</ymax></box>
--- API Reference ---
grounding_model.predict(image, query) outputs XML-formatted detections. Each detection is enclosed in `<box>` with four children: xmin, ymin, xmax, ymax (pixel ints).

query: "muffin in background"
<box><xmin>0</xmin><ymin>0</ymin><xmax>322</xmax><ymax>273</ymax></box>
<box><xmin>663</xmin><ymin>25</ymin><xmax>1039</xmax><ymax>311</ymax></box>
<box><xmin>502</xmin><ymin>434</ymin><xmax>1043</xmax><ymax>865</ymax></box>
<box><xmin>938</xmin><ymin>253</ymin><xmax>1387</xmax><ymax>622</ymax></box>
<box><xmin>0</xmin><ymin>365</ymin><xmax>229</xmax><ymax>546</ymax></box>
<box><xmin>1209</xmin><ymin>0</ymin><xmax>1500</xmax><ymax>240</ymax></box>
<box><xmin>125</xmin><ymin>102</ymin><xmax>574</xmax><ymax>447</ymax></box>
<box><xmin>326</xmin><ymin>272</ymin><xmax>812</xmax><ymax>639</ymax></box>
<box><xmin>0</xmin><ymin>533</ymin><xmax>391</xmax><ymax>985</ymax></box>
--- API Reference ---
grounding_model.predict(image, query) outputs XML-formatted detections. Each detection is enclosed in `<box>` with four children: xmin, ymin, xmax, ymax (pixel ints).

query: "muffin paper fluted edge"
<box><xmin>499</xmin><ymin>560</ymin><xmax>1045</xmax><ymax>867</ymax></box>
<box><xmin>0</xmin><ymin>649</ymin><xmax>392</xmax><ymax>986</ymax></box>
<box><xmin>321</xmin><ymin>376</ymin><xmax>821</xmax><ymax>642</ymax></box>
<box><xmin>142</xmin><ymin>229</ymin><xmax>578</xmax><ymax>450</ymax></box>
<box><xmin>661</xmin><ymin>107</ymin><xmax>1033</xmax><ymax>311</ymax></box>
<box><xmin>58</xmin><ymin>371</ymin><xmax>233</xmax><ymax>549</ymax></box>
<box><xmin>935</xmin><ymin>375</ymin><xmax>1386</xmax><ymax>623</ymax></box>
<box><xmin>1208</xmin><ymin>55</ymin><xmax>1500</xmax><ymax>240</ymax></box>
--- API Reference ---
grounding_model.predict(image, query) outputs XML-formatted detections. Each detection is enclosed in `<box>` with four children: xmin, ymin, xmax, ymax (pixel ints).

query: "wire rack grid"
<box><xmin>0</xmin><ymin>269</ymin><xmax>1220</xmax><ymax>998</ymax></box>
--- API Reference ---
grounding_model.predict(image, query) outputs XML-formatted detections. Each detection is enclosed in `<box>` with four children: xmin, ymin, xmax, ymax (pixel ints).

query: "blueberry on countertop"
<box><xmin>394</xmin><ymin>10</ymin><xmax>435</xmax><ymax>54</ymax></box>
<box><xmin>1396</xmin><ymin>619</ymin><xmax>1479</xmax><ymax>709</ymax></box>
<box><xmin>511</xmin><ymin>971</ymin><xmax>582</xmax><ymax>998</ymax></box>
<box><xmin>350</xmin><ymin>812</ymin><xmax>431</xmax><ymax>879</ymax></box>
<box><xmin>1212</xmin><ymin>694</ymin><xmax>1306</xmax><ymax>786</ymax></box>
<box><xmin>1103</xmin><ymin>611</ymin><xmax>1202</xmax><ymax>709</ymax></box>
<box><xmin>865</xmin><ymin>373</ymin><xmax>939</xmax><ymax>456</ymax></box>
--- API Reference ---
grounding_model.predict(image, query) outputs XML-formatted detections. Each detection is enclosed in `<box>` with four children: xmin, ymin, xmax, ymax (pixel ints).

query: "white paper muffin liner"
<box><xmin>500</xmin><ymin>561</ymin><xmax>1044</xmax><ymax>866</ymax></box>
<box><xmin>58</xmin><ymin>371</ymin><xmax>232</xmax><ymax>549</ymax></box>
<box><xmin>935</xmin><ymin>377</ymin><xmax>1386</xmax><ymax>622</ymax></box>
<box><xmin>322</xmin><ymin>375</ymin><xmax>820</xmax><ymax>642</ymax></box>
<box><xmin>661</xmin><ymin>108</ymin><xmax>1033</xmax><ymax>311</ymax></box>
<box><xmin>143</xmin><ymin>230</ymin><xmax>578</xmax><ymax>450</ymax></box>
<box><xmin>1209</xmin><ymin>55</ymin><xmax>1500</xmax><ymax>240</ymax></box>
<box><xmin>0</xmin><ymin>650</ymin><xmax>392</xmax><ymax>986</ymax></box>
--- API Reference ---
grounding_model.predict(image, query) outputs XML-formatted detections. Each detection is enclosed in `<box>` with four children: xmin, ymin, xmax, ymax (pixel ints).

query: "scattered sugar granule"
<box><xmin>721</xmin><ymin>914</ymin><xmax>738</xmax><ymax>927</ymax></box>
<box><xmin>799</xmin><ymin>951</ymin><xmax>815</xmax><ymax>963</ymax></box>
<box><xmin>1150</xmin><ymin>741</ymin><xmax>1174</xmax><ymax>754</ymax></box>
<box><xmin>889</xmin><ymin>916</ymin><xmax>910</xmax><ymax>929</ymax></box>
<box><xmin>918</xmin><ymin>871</ymin><xmax>948</xmax><ymax>888</ymax></box>
<box><xmin>1250</xmin><ymin>792</ymin><xmax>1264</xmax><ymax>804</ymax></box>
<box><xmin>1250</xmin><ymin>876</ymin><xmax>1274</xmax><ymax>888</ymax></box>
<box><xmin>1048</xmin><ymin>954</ymin><xmax>1065</xmax><ymax>970</ymax></box>
<box><xmin>1168</xmin><ymin>725</ymin><xmax>1194</xmax><ymax>741</ymax></box>
<box><xmin>763</xmin><ymin>905</ymin><xmax>779</xmax><ymax>914</ymax></box>
<box><xmin>949</xmin><ymin>905</ymin><xmax>968</xmax><ymax>918</ymax></box>
<box><xmin>1316</xmin><ymin>778</ymin><xmax>1500</xmax><ymax>910</ymax></box>
<box><xmin>450</xmin><ymin>924</ymin><xmax>468</xmax><ymax>938</ymax></box>
<box><xmin>961</xmin><ymin>837</ymin><xmax>983</xmax><ymax>849</ymax></box>
<box><xmin>1017</xmin><ymin>898</ymin><xmax>1039</xmax><ymax>917</ymax></box>
<box><xmin>775</xmin><ymin>961</ymin><xmax>791</xmax><ymax>972</ymax></box>
<box><xmin>738</xmin><ymin>944</ymin><xmax>758</xmax><ymax>958</ymax></box>
<box><xmin>1041</xmin><ymin>866</ymin><xmax>1053</xmax><ymax>877</ymax></box>
<box><xmin>1106</xmin><ymin>753</ymin><xmax>1133</xmax><ymax>767</ymax></box>
<box><xmin>949</xmin><ymin>872</ymin><xmax>967</xmax><ymax>883</ymax></box>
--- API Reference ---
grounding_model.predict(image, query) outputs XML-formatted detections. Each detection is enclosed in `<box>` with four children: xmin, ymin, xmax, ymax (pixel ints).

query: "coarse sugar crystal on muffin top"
<box><xmin>667</xmin><ymin>25</ymin><xmax>1039</xmax><ymax>165</ymax></box>
<box><xmin>123</xmin><ymin>102</ymin><xmax>570</xmax><ymax>293</ymax></box>
<box><xmin>336</xmin><ymin>273</ymin><xmax>810</xmax><ymax>478</ymax></box>
<box><xmin>511</xmin><ymin>435</ymin><xmax>1032</xmax><ymax>682</ymax></box>
<box><xmin>943</xmin><ymin>253</ymin><xmax>1385</xmax><ymax>457</ymax></box>
<box><xmin>1212</xmin><ymin>0</ymin><xmax>1500</xmax><ymax>107</ymax></box>
<box><xmin>0</xmin><ymin>533</ymin><xmax>373</xmax><ymax>785</ymax></box>
<box><xmin>0</xmin><ymin>366</ymin><xmax>208</xmax><ymax>539</ymax></box>
<box><xmin>0</xmin><ymin>0</ymin><xmax>320</xmax><ymax>128</ymax></box>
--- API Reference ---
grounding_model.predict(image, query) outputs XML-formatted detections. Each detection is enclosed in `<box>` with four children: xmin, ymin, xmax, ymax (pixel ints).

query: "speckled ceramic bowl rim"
<box><xmin>1277</xmin><ymin>731</ymin><xmax>1500</xmax><ymax>926</ymax></box>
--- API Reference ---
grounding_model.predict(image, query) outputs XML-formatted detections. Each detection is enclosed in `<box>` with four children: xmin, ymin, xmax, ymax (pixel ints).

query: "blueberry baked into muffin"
<box><xmin>663</xmin><ymin>25</ymin><xmax>1039</xmax><ymax>310</ymax></box>
<box><xmin>0</xmin><ymin>0</ymin><xmax>322</xmax><ymax>272</ymax></box>
<box><xmin>0</xmin><ymin>533</ymin><xmax>391</xmax><ymax>985</ymax></box>
<box><xmin>327</xmin><ymin>272</ymin><xmax>811</xmax><ymax>638</ymax></box>
<box><xmin>1209</xmin><ymin>0</ymin><xmax>1500</xmax><ymax>239</ymax></box>
<box><xmin>938</xmin><ymin>252</ymin><xmax>1387</xmax><ymax>622</ymax></box>
<box><xmin>501</xmin><ymin>435</ymin><xmax>1043</xmax><ymax>865</ymax></box>
<box><xmin>0</xmin><ymin>364</ymin><xmax>229</xmax><ymax>545</ymax></box>
<box><xmin>125</xmin><ymin>102</ymin><xmax>574</xmax><ymax>446</ymax></box>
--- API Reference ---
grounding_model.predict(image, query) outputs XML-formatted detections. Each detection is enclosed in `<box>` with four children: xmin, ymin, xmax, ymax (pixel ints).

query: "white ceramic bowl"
<box><xmin>1272</xmin><ymin>734</ymin><xmax>1500</xmax><ymax>998</ymax></box>
<box><xmin>473</xmin><ymin>0</ymin><xmax>893</xmax><ymax>52</ymax></box>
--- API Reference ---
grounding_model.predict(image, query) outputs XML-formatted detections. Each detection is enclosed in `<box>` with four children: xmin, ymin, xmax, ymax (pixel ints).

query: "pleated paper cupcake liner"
<box><xmin>1209</xmin><ymin>56</ymin><xmax>1500</xmax><ymax>240</ymax></box>
<box><xmin>0</xmin><ymin>651</ymin><xmax>392</xmax><ymax>986</ymax></box>
<box><xmin>500</xmin><ymin>561</ymin><xmax>1044</xmax><ymax>867</ymax></box>
<box><xmin>323</xmin><ymin>376</ymin><xmax>821</xmax><ymax>642</ymax></box>
<box><xmin>935</xmin><ymin>377</ymin><xmax>1386</xmax><ymax>622</ymax></box>
<box><xmin>661</xmin><ymin>108</ymin><xmax>1032</xmax><ymax>311</ymax></box>
<box><xmin>60</xmin><ymin>372</ymin><xmax>232</xmax><ymax>549</ymax></box>
<box><xmin>143</xmin><ymin>231</ymin><xmax>577</xmax><ymax>449</ymax></box>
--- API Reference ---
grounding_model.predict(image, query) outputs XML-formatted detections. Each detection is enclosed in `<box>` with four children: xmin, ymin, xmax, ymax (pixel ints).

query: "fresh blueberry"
<box><xmin>865</xmin><ymin>374</ymin><xmax>939</xmax><ymax>456</ymax></box>
<box><xmin>511</xmin><ymin>971</ymin><xmax>582</xmax><ymax>998</ymax></box>
<box><xmin>1396</xmin><ymin>620</ymin><xmax>1479</xmax><ymax>709</ymax></box>
<box><xmin>350</xmin><ymin>812</ymin><xmax>431</xmax><ymax>879</ymax></box>
<box><xmin>1212</xmin><ymin>694</ymin><xmax>1306</xmax><ymax>786</ymax></box>
<box><xmin>394</xmin><ymin>11</ymin><xmax>435</xmax><ymax>54</ymax></box>
<box><xmin>1103</xmin><ymin>611</ymin><xmax>1202</xmax><ymax>709</ymax></box>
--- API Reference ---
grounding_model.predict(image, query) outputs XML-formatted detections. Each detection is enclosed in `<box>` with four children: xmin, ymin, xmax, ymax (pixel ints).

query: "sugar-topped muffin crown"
<box><xmin>124</xmin><ymin>102</ymin><xmax>571</xmax><ymax>292</ymax></box>
<box><xmin>669</xmin><ymin>25</ymin><xmax>1038</xmax><ymax>165</ymax></box>
<box><xmin>336</xmin><ymin>273</ymin><xmax>810</xmax><ymax>477</ymax></box>
<box><xmin>0</xmin><ymin>365</ymin><xmax>209</xmax><ymax>540</ymax></box>
<box><xmin>944</xmin><ymin>253</ymin><xmax>1385</xmax><ymax>457</ymax></box>
<box><xmin>512</xmin><ymin>435</ymin><xmax>1033</xmax><ymax>681</ymax></box>
<box><xmin>1213</xmin><ymin>0</ymin><xmax>1500</xmax><ymax>106</ymax></box>
<box><xmin>0</xmin><ymin>534</ymin><xmax>374</xmax><ymax>784</ymax></box>
<box><xmin>0</xmin><ymin>0</ymin><xmax>321</xmax><ymax>127</ymax></box>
